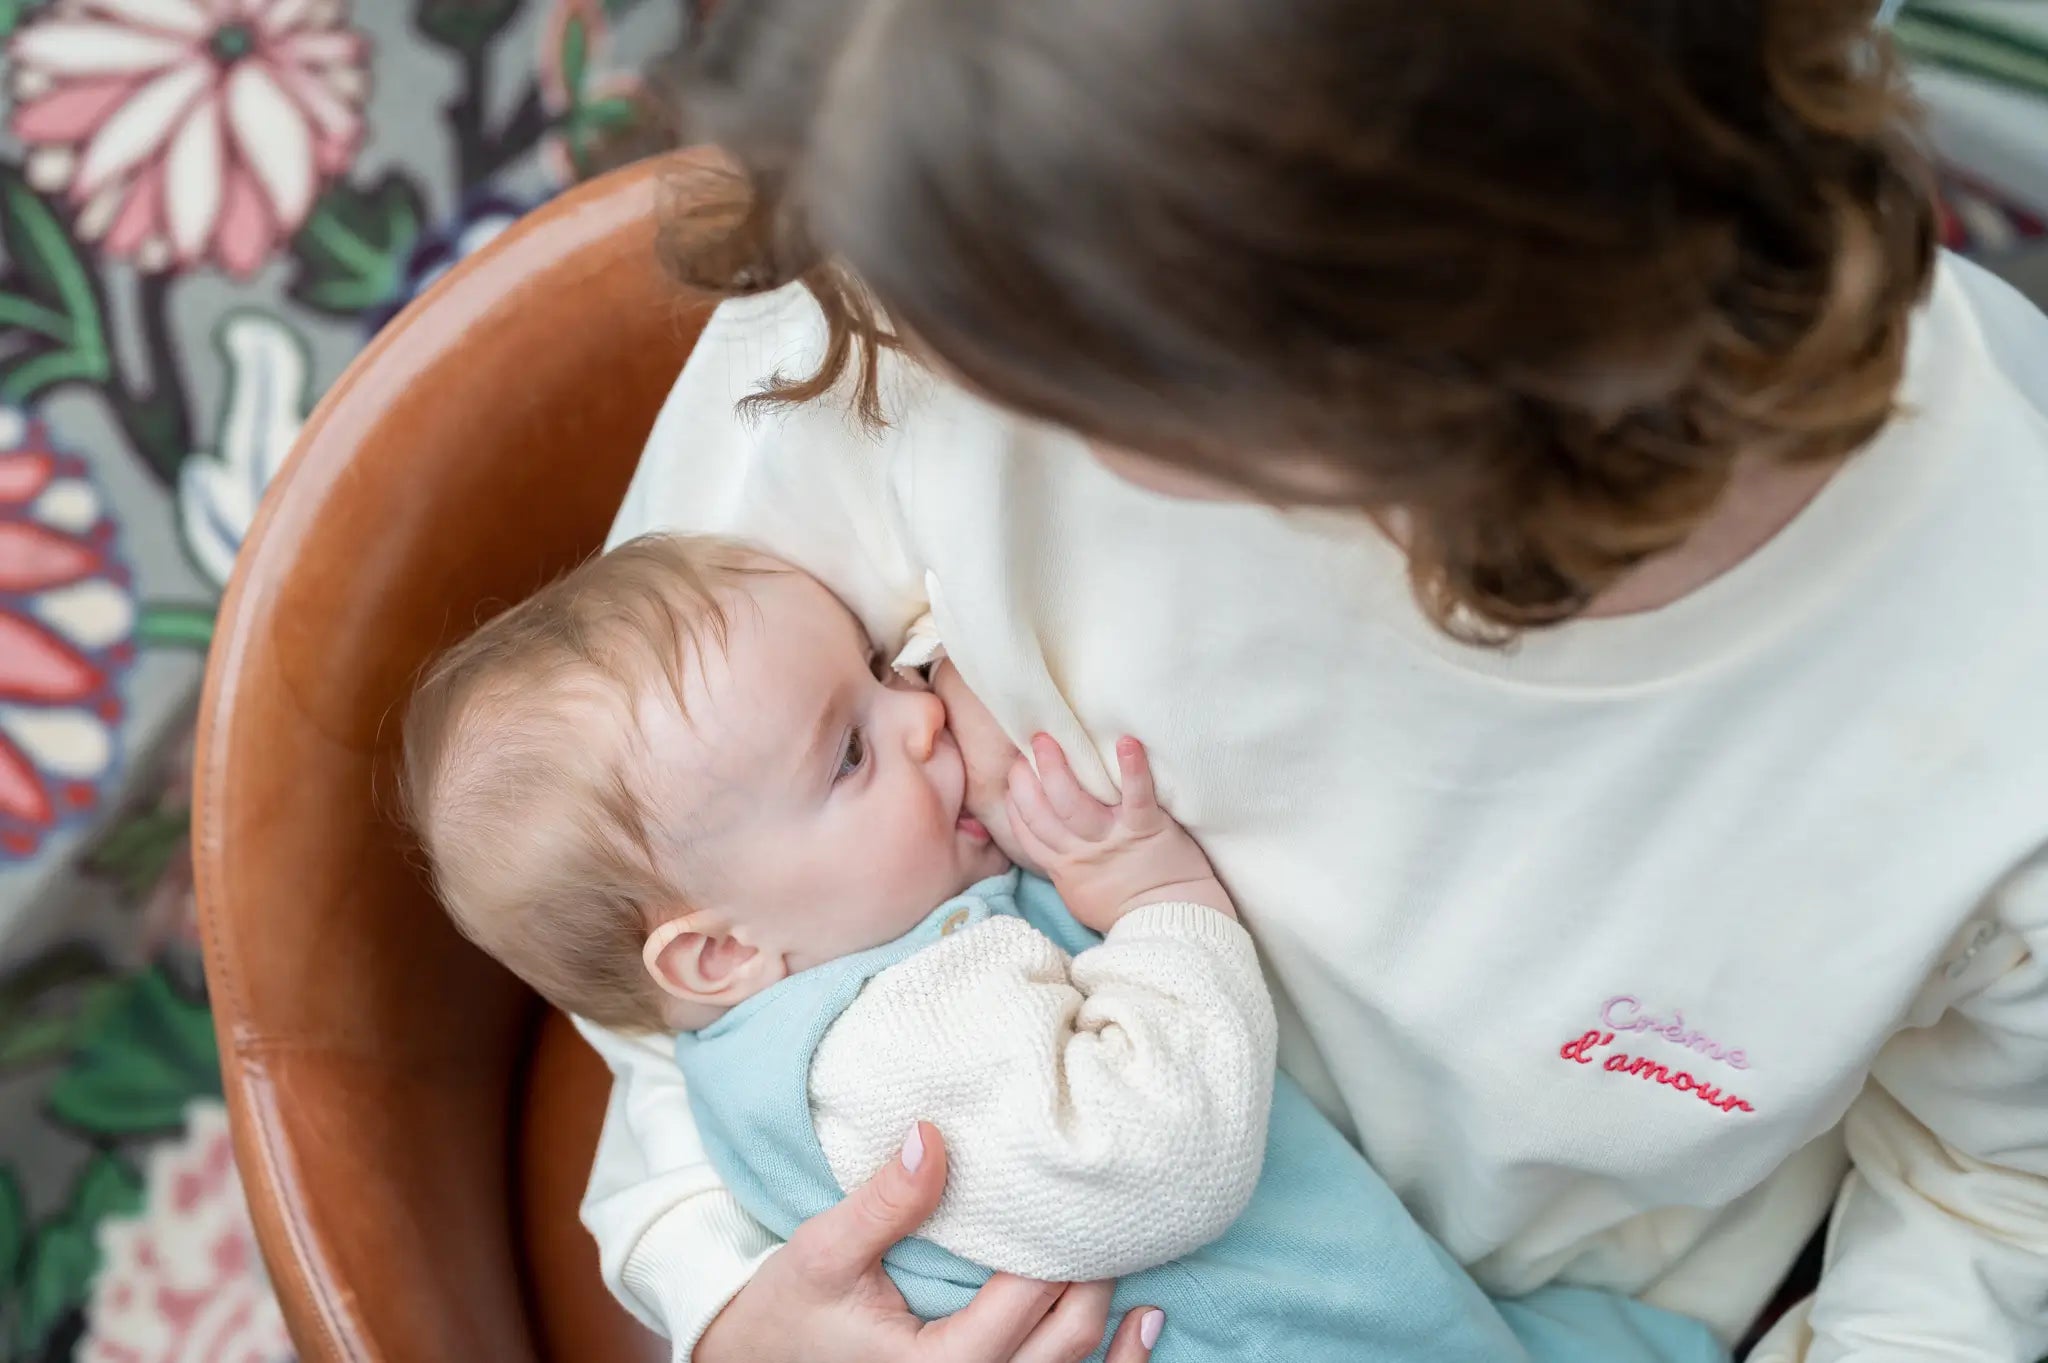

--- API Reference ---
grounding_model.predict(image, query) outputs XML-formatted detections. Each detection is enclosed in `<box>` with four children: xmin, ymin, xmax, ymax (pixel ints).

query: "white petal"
<box><xmin>322</xmin><ymin>65</ymin><xmax>366</xmax><ymax>102</ymax></box>
<box><xmin>11</xmin><ymin>68</ymin><xmax>54</xmax><ymax>101</ymax></box>
<box><xmin>279</xmin><ymin>29</ymin><xmax>359</xmax><ymax>66</ymax></box>
<box><xmin>179</xmin><ymin>312</ymin><xmax>309</xmax><ymax>591</ymax></box>
<box><xmin>25</xmin><ymin>147</ymin><xmax>75</xmax><ymax>193</ymax></box>
<box><xmin>215</xmin><ymin>311</ymin><xmax>308</xmax><ymax>489</ymax></box>
<box><xmin>177</xmin><ymin>463</ymin><xmax>241</xmax><ymax>590</ymax></box>
<box><xmin>164</xmin><ymin>93</ymin><xmax>223</xmax><ymax>260</ymax></box>
<box><xmin>32</xmin><ymin>478</ymin><xmax>101</xmax><ymax>533</ymax></box>
<box><xmin>0</xmin><ymin>408</ymin><xmax>25</xmax><ymax>448</ymax></box>
<box><xmin>83</xmin><ymin>0</ymin><xmax>211</xmax><ymax>36</ymax></box>
<box><xmin>257</xmin><ymin>0</ymin><xmax>317</xmax><ymax>35</ymax></box>
<box><xmin>456</xmin><ymin>217</ymin><xmax>512</xmax><ymax>259</ymax></box>
<box><xmin>31</xmin><ymin>580</ymin><xmax>135</xmax><ymax>648</ymax></box>
<box><xmin>225</xmin><ymin>63</ymin><xmax>314</xmax><ymax>227</ymax></box>
<box><xmin>11</xmin><ymin>21</ymin><xmax>192</xmax><ymax>76</ymax></box>
<box><xmin>0</xmin><ymin>707</ymin><xmax>113</xmax><ymax>780</ymax></box>
<box><xmin>272</xmin><ymin>63</ymin><xmax>353</xmax><ymax>138</ymax></box>
<box><xmin>74</xmin><ymin>59</ymin><xmax>209</xmax><ymax>198</ymax></box>
<box><xmin>74</xmin><ymin>181</ymin><xmax>124</xmax><ymax>240</ymax></box>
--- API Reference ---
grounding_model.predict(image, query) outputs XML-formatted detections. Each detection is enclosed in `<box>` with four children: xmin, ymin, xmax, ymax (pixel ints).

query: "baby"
<box><xmin>402</xmin><ymin>533</ymin><xmax>1726</xmax><ymax>1363</ymax></box>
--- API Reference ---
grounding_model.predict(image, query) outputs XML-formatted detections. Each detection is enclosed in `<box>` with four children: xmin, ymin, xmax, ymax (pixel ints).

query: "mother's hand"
<box><xmin>695</xmin><ymin>1123</ymin><xmax>1161</xmax><ymax>1363</ymax></box>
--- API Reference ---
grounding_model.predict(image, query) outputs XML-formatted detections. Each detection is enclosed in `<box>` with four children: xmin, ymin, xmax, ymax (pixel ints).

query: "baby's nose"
<box><xmin>907</xmin><ymin>690</ymin><xmax>945</xmax><ymax>763</ymax></box>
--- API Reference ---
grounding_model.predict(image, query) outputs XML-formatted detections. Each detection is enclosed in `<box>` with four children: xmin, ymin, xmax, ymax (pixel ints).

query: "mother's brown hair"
<box><xmin>662</xmin><ymin>0</ymin><xmax>1935</xmax><ymax>638</ymax></box>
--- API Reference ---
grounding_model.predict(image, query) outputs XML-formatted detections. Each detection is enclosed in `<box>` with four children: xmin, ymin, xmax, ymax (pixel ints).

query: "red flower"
<box><xmin>0</xmin><ymin>408</ymin><xmax>134</xmax><ymax>860</ymax></box>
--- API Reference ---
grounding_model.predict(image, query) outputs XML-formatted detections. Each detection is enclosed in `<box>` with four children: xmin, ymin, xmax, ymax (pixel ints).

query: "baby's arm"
<box><xmin>809</xmin><ymin>904</ymin><xmax>1276</xmax><ymax>1284</ymax></box>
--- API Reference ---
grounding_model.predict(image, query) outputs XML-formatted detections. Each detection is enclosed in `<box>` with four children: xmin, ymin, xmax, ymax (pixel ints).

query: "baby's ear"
<box><xmin>643</xmin><ymin>915</ymin><xmax>782</xmax><ymax>1007</ymax></box>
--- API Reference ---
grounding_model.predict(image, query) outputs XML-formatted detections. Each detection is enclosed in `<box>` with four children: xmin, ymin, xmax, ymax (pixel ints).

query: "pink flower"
<box><xmin>8</xmin><ymin>0</ymin><xmax>371</xmax><ymax>278</ymax></box>
<box><xmin>81</xmin><ymin>1101</ymin><xmax>292</xmax><ymax>1363</ymax></box>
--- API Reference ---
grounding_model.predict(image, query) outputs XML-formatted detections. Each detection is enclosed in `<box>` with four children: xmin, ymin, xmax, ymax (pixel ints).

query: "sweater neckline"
<box><xmin>1342</xmin><ymin>267</ymin><xmax>1975</xmax><ymax>694</ymax></box>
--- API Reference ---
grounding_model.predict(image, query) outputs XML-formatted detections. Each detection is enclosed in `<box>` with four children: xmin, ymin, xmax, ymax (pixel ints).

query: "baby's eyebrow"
<box><xmin>799</xmin><ymin>693</ymin><xmax>842</xmax><ymax>785</ymax></box>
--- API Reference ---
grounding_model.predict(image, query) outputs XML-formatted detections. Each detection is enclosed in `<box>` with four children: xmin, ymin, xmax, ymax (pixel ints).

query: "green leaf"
<box><xmin>415</xmin><ymin>0</ymin><xmax>520</xmax><ymax>52</ymax></box>
<box><xmin>12</xmin><ymin>1155</ymin><xmax>141</xmax><ymax>1358</ymax></box>
<box><xmin>46</xmin><ymin>969</ymin><xmax>220</xmax><ymax>1138</ymax></box>
<box><xmin>561</xmin><ymin>14</ymin><xmax>592</xmax><ymax>105</ymax></box>
<box><xmin>15</xmin><ymin>1222</ymin><xmax>90</xmax><ymax>1357</ymax></box>
<box><xmin>0</xmin><ymin>1167</ymin><xmax>24</xmax><ymax>1290</ymax></box>
<box><xmin>287</xmin><ymin>173</ymin><xmax>426</xmax><ymax>317</ymax></box>
<box><xmin>0</xmin><ymin>167</ymin><xmax>110</xmax><ymax>403</ymax></box>
<box><xmin>71</xmin><ymin>1154</ymin><xmax>143</xmax><ymax>1226</ymax></box>
<box><xmin>0</xmin><ymin>292</ymin><xmax>72</xmax><ymax>339</ymax></box>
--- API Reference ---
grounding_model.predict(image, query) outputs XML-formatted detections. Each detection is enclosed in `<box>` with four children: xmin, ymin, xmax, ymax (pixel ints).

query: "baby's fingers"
<box><xmin>1008</xmin><ymin>757</ymin><xmax>1073</xmax><ymax>854</ymax></box>
<box><xmin>1004</xmin><ymin>793</ymin><xmax>1061</xmax><ymax>877</ymax></box>
<box><xmin>1116</xmin><ymin>739</ymin><xmax>1157</xmax><ymax>813</ymax></box>
<box><xmin>1031</xmin><ymin>736</ymin><xmax>1115</xmax><ymax>838</ymax></box>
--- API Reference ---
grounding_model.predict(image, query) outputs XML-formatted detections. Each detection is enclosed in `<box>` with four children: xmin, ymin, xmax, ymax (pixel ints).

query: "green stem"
<box><xmin>0</xmin><ymin>349</ymin><xmax>101</xmax><ymax>404</ymax></box>
<box><xmin>0</xmin><ymin>293</ymin><xmax>73</xmax><ymax>341</ymax></box>
<box><xmin>134</xmin><ymin>602</ymin><xmax>216</xmax><ymax>649</ymax></box>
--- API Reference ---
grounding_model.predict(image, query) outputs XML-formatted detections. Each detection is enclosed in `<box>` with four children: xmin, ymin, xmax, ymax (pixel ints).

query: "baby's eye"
<box><xmin>836</xmin><ymin>727</ymin><xmax>868</xmax><ymax>782</ymax></box>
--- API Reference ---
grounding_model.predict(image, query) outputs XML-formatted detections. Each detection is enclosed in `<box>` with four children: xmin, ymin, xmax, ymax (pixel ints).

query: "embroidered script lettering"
<box><xmin>1556</xmin><ymin>1029</ymin><xmax>1756</xmax><ymax>1115</ymax></box>
<box><xmin>1600</xmin><ymin>995</ymin><xmax>1749</xmax><ymax>1070</ymax></box>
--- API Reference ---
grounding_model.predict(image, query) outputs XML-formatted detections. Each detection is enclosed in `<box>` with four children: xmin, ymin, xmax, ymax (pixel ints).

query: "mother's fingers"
<box><xmin>1011</xmin><ymin>1281</ymin><xmax>1115</xmax><ymax>1363</ymax></box>
<box><xmin>921</xmin><ymin>1273</ymin><xmax>1066</xmax><ymax>1360</ymax></box>
<box><xmin>785</xmin><ymin>1122</ymin><xmax>947</xmax><ymax>1288</ymax></box>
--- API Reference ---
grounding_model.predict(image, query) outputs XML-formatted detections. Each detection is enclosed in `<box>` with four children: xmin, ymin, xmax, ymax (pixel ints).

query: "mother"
<box><xmin>580</xmin><ymin>1</ymin><xmax>2048</xmax><ymax>1360</ymax></box>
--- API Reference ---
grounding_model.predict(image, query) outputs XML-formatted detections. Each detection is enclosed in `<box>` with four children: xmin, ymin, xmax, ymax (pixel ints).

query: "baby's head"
<box><xmin>401</xmin><ymin>534</ymin><xmax>1008</xmax><ymax>1032</ymax></box>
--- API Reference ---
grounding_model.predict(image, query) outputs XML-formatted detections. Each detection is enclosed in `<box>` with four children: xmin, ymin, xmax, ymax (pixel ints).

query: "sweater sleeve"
<box><xmin>1748</xmin><ymin>849</ymin><xmax>2048</xmax><ymax>1363</ymax></box>
<box><xmin>808</xmin><ymin>903</ymin><xmax>1279</xmax><ymax>1283</ymax></box>
<box><xmin>578</xmin><ymin>285</ymin><xmax>930</xmax><ymax>1356</ymax></box>
<box><xmin>575</xmin><ymin>1018</ymin><xmax>778</xmax><ymax>1362</ymax></box>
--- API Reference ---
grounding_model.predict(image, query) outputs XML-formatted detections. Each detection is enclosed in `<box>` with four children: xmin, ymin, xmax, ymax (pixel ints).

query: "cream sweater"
<box><xmin>580</xmin><ymin>254</ymin><xmax>2048</xmax><ymax>1363</ymax></box>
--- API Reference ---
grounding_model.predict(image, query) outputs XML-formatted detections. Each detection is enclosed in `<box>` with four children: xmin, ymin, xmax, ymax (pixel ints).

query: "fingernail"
<box><xmin>1140</xmin><ymin>1310</ymin><xmax>1165</xmax><ymax>1350</ymax></box>
<box><xmin>900</xmin><ymin>1124</ymin><xmax>925</xmax><ymax>1173</ymax></box>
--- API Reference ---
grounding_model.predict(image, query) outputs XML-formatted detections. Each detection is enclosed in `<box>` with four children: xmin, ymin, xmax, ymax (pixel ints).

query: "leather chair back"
<box><xmin>195</xmin><ymin>159</ymin><xmax>701</xmax><ymax>1362</ymax></box>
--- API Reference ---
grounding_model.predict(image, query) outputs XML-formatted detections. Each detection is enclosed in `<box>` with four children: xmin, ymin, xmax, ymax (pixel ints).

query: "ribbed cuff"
<box><xmin>621</xmin><ymin>1191</ymin><xmax>781</xmax><ymax>1362</ymax></box>
<box><xmin>1110</xmin><ymin>900</ymin><xmax>1255</xmax><ymax>956</ymax></box>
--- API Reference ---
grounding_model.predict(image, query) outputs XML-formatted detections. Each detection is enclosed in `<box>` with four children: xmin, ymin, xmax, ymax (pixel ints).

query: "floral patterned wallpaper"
<box><xmin>0</xmin><ymin>2</ymin><xmax>682</xmax><ymax>1359</ymax></box>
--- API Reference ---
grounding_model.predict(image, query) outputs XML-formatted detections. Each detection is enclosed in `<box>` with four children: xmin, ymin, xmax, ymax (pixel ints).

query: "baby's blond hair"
<box><xmin>400</xmin><ymin>534</ymin><xmax>774</xmax><ymax>1031</ymax></box>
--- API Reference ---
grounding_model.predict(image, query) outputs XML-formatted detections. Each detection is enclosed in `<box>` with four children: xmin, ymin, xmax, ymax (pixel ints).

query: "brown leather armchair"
<box><xmin>194</xmin><ymin>160</ymin><xmax>703</xmax><ymax>1363</ymax></box>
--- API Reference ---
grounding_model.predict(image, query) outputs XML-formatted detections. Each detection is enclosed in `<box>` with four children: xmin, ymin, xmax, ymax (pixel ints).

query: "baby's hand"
<box><xmin>1005</xmin><ymin>736</ymin><xmax>1234</xmax><ymax>933</ymax></box>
